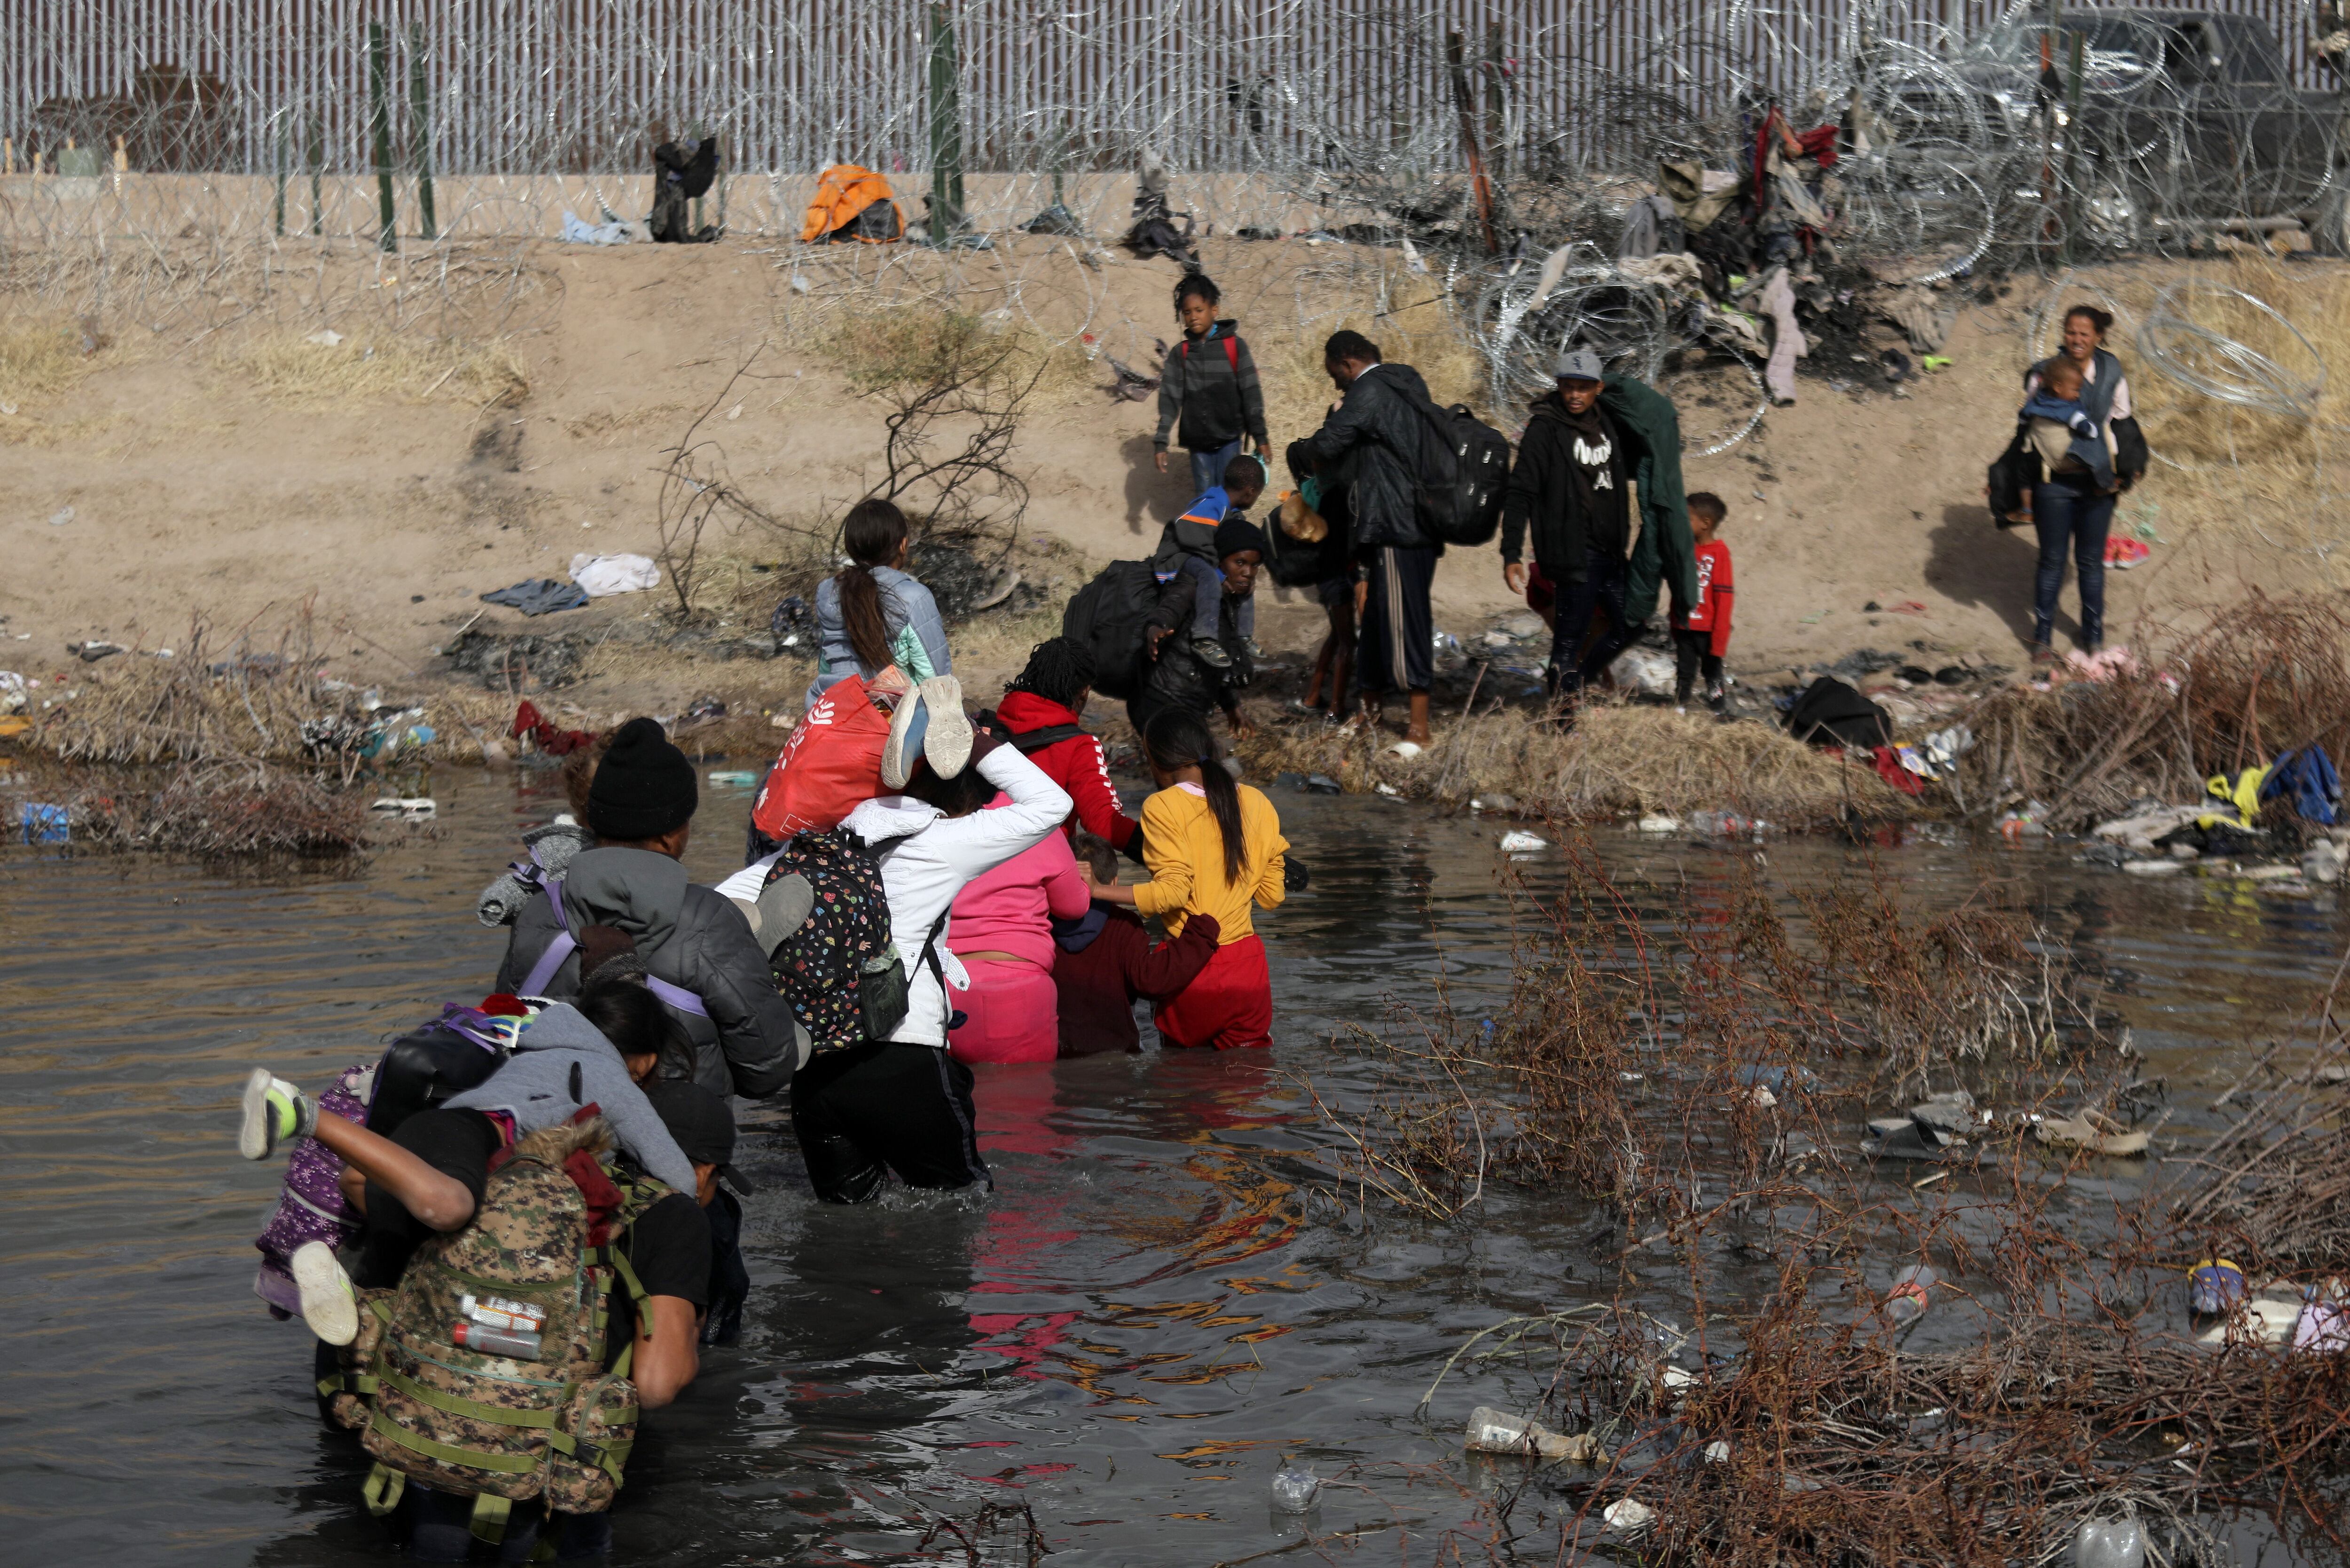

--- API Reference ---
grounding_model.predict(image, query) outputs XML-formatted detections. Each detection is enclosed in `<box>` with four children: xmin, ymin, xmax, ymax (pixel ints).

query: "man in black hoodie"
<box><xmin>1498</xmin><ymin>348</ymin><xmax>1638</xmax><ymax>700</ymax></box>
<box><xmin>1298</xmin><ymin>330</ymin><xmax>1438</xmax><ymax>744</ymax></box>
<box><xmin>496</xmin><ymin>718</ymin><xmax>798</xmax><ymax>1100</ymax></box>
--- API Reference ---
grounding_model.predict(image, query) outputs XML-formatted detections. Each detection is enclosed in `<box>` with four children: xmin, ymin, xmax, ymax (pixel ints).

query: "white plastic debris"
<box><xmin>1374</xmin><ymin>782</ymin><xmax>1401</xmax><ymax>796</ymax></box>
<box><xmin>1608</xmin><ymin>647</ymin><xmax>1676</xmax><ymax>698</ymax></box>
<box><xmin>1498</xmin><ymin>830</ymin><xmax>1547</xmax><ymax>852</ymax></box>
<box><xmin>1269</xmin><ymin>1463</ymin><xmax>1321</xmax><ymax>1513</ymax></box>
<box><xmin>1464</xmin><ymin>1406</ymin><xmax>1604</xmax><ymax>1462</ymax></box>
<box><xmin>2071</xmin><ymin>1517</ymin><xmax>2146</xmax><ymax>1568</ymax></box>
<box><xmin>48</xmin><ymin>506</ymin><xmax>73</xmax><ymax>527</ymax></box>
<box><xmin>1637</xmin><ymin>814</ymin><xmax>1681</xmax><ymax>833</ymax></box>
<box><xmin>305</xmin><ymin>328</ymin><xmax>345</xmax><ymax>347</ymax></box>
<box><xmin>1602</xmin><ymin>1498</ymin><xmax>1655</xmax><ymax>1533</ymax></box>
<box><xmin>1386</xmin><ymin>741</ymin><xmax>1423</xmax><ymax>759</ymax></box>
<box><xmin>369</xmin><ymin>797</ymin><xmax>437</xmax><ymax>822</ymax></box>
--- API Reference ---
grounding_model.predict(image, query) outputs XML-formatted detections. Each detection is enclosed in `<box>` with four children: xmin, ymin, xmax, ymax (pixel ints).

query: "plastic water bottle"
<box><xmin>1885</xmin><ymin>1264</ymin><xmax>1937</xmax><ymax>1327</ymax></box>
<box><xmin>2072</xmin><ymin>1517</ymin><xmax>2146</xmax><ymax>1568</ymax></box>
<box><xmin>1692</xmin><ymin>810</ymin><xmax>1750</xmax><ymax>837</ymax></box>
<box><xmin>1269</xmin><ymin>1463</ymin><xmax>1320</xmax><ymax>1513</ymax></box>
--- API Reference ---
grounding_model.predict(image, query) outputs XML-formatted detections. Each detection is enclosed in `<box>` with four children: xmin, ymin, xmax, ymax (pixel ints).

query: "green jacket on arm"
<box><xmin>1603</xmin><ymin>374</ymin><xmax>1698</xmax><ymax>626</ymax></box>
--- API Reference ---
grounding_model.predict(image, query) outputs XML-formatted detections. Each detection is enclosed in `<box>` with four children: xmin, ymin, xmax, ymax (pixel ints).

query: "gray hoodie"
<box><xmin>442</xmin><ymin>1002</ymin><xmax>698</xmax><ymax>1195</ymax></box>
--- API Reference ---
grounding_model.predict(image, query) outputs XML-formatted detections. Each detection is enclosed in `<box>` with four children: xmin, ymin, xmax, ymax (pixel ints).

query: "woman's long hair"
<box><xmin>1144</xmin><ymin>709</ymin><xmax>1246</xmax><ymax>882</ymax></box>
<box><xmin>836</xmin><ymin>499</ymin><xmax>910</xmax><ymax>673</ymax></box>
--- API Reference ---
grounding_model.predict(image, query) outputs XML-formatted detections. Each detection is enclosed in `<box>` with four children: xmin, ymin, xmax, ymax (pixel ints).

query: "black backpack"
<box><xmin>1062</xmin><ymin>561</ymin><xmax>1194</xmax><ymax>700</ymax></box>
<box><xmin>1784</xmin><ymin>676</ymin><xmax>1893</xmax><ymax>750</ymax></box>
<box><xmin>1405</xmin><ymin>395</ymin><xmax>1511</xmax><ymax>547</ymax></box>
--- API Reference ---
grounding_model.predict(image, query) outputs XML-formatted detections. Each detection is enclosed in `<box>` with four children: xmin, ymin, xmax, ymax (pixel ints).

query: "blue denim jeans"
<box><xmin>2031</xmin><ymin>474</ymin><xmax>2115</xmax><ymax>650</ymax></box>
<box><xmin>1189</xmin><ymin>439</ymin><xmax>1242</xmax><ymax>496</ymax></box>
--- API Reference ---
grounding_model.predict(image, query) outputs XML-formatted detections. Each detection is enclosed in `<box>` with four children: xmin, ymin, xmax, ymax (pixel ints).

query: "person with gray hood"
<box><xmin>496</xmin><ymin>717</ymin><xmax>799</xmax><ymax>1100</ymax></box>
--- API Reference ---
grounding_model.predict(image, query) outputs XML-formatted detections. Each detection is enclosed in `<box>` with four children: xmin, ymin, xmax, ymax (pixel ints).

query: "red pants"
<box><xmin>948</xmin><ymin>957</ymin><xmax>1061</xmax><ymax>1065</ymax></box>
<box><xmin>1153</xmin><ymin>935</ymin><xmax>1273</xmax><ymax>1050</ymax></box>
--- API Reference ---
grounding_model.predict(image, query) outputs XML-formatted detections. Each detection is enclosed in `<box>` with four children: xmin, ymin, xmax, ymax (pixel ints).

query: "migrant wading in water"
<box><xmin>1152</xmin><ymin>452</ymin><xmax>1268</xmax><ymax>673</ymax></box>
<box><xmin>494</xmin><ymin>716</ymin><xmax>800</xmax><ymax>1101</ymax></box>
<box><xmin>984</xmin><ymin>635</ymin><xmax>1146</xmax><ymax>859</ymax></box>
<box><xmin>1128</xmin><ymin>515</ymin><xmax>1269</xmax><ymax>744</ymax></box>
<box><xmin>1084</xmin><ymin>709</ymin><xmax>1286</xmax><ymax>1050</ymax></box>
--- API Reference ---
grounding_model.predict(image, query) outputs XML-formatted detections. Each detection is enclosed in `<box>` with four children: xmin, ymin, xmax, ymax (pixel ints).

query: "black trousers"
<box><xmin>1673</xmin><ymin>628</ymin><xmax>1723</xmax><ymax>703</ymax></box>
<box><xmin>1549</xmin><ymin>557</ymin><xmax>1634</xmax><ymax>696</ymax></box>
<box><xmin>1357</xmin><ymin>545</ymin><xmax>1436</xmax><ymax>698</ymax></box>
<box><xmin>790</xmin><ymin>1040</ymin><xmax>990</xmax><ymax>1205</ymax></box>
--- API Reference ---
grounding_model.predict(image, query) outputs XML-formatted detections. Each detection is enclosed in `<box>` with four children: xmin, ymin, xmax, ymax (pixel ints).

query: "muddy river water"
<box><xmin>4</xmin><ymin>769</ymin><xmax>2343</xmax><ymax>1565</ymax></box>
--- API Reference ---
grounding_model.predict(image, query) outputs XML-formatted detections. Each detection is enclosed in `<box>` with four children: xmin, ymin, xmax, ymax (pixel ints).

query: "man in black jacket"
<box><xmin>1297</xmin><ymin>330</ymin><xmax>1438</xmax><ymax>744</ymax></box>
<box><xmin>497</xmin><ymin>718</ymin><xmax>798</xmax><ymax>1100</ymax></box>
<box><xmin>1498</xmin><ymin>348</ymin><xmax>1638</xmax><ymax>700</ymax></box>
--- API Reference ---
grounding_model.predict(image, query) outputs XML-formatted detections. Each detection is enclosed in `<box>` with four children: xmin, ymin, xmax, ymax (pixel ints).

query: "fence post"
<box><xmin>408</xmin><ymin>23</ymin><xmax>436</xmax><ymax>241</ymax></box>
<box><xmin>369</xmin><ymin>21</ymin><xmax>396</xmax><ymax>250</ymax></box>
<box><xmin>274</xmin><ymin>117</ymin><xmax>287</xmax><ymax>237</ymax></box>
<box><xmin>927</xmin><ymin>3</ymin><xmax>964</xmax><ymax>241</ymax></box>
<box><xmin>308</xmin><ymin>110</ymin><xmax>324</xmax><ymax>236</ymax></box>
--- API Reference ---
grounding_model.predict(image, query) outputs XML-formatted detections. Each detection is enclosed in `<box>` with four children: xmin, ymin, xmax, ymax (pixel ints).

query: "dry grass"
<box><xmin>215</xmin><ymin>329</ymin><xmax>529</xmax><ymax>408</ymax></box>
<box><xmin>1235</xmin><ymin>699</ymin><xmax>1914</xmax><ymax>827</ymax></box>
<box><xmin>1955</xmin><ymin>589</ymin><xmax>2350</xmax><ymax>827</ymax></box>
<box><xmin>1242</xmin><ymin>260</ymin><xmax>1491</xmax><ymax>448</ymax></box>
<box><xmin>0</xmin><ymin>314</ymin><xmax>102</xmax><ymax>407</ymax></box>
<box><xmin>806</xmin><ymin>299</ymin><xmax>1093</xmax><ymax>406</ymax></box>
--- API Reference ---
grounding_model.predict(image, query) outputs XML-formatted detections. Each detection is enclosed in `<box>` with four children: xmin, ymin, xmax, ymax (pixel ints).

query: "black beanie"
<box><xmin>588</xmin><ymin>718</ymin><xmax>697</xmax><ymax>841</ymax></box>
<box><xmin>1214</xmin><ymin>515</ymin><xmax>1269</xmax><ymax>562</ymax></box>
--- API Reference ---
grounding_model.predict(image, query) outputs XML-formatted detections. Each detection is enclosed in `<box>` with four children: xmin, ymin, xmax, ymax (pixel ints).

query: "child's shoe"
<box><xmin>880</xmin><ymin>684</ymin><xmax>932</xmax><ymax>790</ymax></box>
<box><xmin>1191</xmin><ymin>636</ymin><xmax>1233</xmax><ymax>670</ymax></box>
<box><xmin>918</xmin><ymin>675</ymin><xmax>973</xmax><ymax>778</ymax></box>
<box><xmin>238</xmin><ymin>1068</ymin><xmax>317</xmax><ymax>1160</ymax></box>
<box><xmin>290</xmin><ymin>1239</ymin><xmax>360</xmax><ymax>1345</ymax></box>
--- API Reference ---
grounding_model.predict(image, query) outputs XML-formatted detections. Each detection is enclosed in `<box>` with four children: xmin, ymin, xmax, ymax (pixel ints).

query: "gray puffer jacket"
<box><xmin>442</xmin><ymin>1003</ymin><xmax>698</xmax><ymax>1196</ymax></box>
<box><xmin>1299</xmin><ymin>361</ymin><xmax>1439</xmax><ymax>554</ymax></box>
<box><xmin>495</xmin><ymin>846</ymin><xmax>797</xmax><ymax>1099</ymax></box>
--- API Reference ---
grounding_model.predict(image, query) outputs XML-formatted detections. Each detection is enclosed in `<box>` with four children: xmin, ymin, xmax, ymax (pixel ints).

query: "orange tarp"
<box><xmin>800</xmin><ymin>164</ymin><xmax>902</xmax><ymax>243</ymax></box>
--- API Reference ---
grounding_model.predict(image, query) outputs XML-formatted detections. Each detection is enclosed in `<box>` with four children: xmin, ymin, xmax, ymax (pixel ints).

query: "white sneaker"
<box><xmin>237</xmin><ymin>1068</ymin><xmax>314</xmax><ymax>1160</ymax></box>
<box><xmin>880</xmin><ymin>686</ymin><xmax>932</xmax><ymax>791</ymax></box>
<box><xmin>291</xmin><ymin>1239</ymin><xmax>359</xmax><ymax>1346</ymax></box>
<box><xmin>917</xmin><ymin>676</ymin><xmax>973</xmax><ymax>779</ymax></box>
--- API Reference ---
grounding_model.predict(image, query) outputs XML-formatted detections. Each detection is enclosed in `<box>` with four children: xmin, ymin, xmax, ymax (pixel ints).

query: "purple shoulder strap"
<box><xmin>517</xmin><ymin>877</ymin><xmax>709</xmax><ymax>1018</ymax></box>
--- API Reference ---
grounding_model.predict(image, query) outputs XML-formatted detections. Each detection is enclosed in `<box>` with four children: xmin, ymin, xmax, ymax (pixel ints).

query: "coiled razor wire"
<box><xmin>2138</xmin><ymin>279</ymin><xmax>2328</xmax><ymax>422</ymax></box>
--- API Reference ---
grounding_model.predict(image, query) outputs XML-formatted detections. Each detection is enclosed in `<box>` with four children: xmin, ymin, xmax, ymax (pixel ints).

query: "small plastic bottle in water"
<box><xmin>1269</xmin><ymin>1463</ymin><xmax>1320</xmax><ymax>1513</ymax></box>
<box><xmin>2072</xmin><ymin>1517</ymin><xmax>2146</xmax><ymax>1568</ymax></box>
<box><xmin>1692</xmin><ymin>810</ymin><xmax>1751</xmax><ymax>837</ymax></box>
<box><xmin>1885</xmin><ymin>1265</ymin><xmax>1938</xmax><ymax>1327</ymax></box>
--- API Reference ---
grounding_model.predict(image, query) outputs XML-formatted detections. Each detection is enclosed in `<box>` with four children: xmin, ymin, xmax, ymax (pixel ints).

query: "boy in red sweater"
<box><xmin>985</xmin><ymin>637</ymin><xmax>1144</xmax><ymax>858</ymax></box>
<box><xmin>1677</xmin><ymin>492</ymin><xmax>1733</xmax><ymax>713</ymax></box>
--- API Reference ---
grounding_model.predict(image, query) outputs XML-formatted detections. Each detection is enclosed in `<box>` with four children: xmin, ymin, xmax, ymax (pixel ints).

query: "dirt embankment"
<box><xmin>3</xmin><ymin>235</ymin><xmax>2342</xmax><ymax>725</ymax></box>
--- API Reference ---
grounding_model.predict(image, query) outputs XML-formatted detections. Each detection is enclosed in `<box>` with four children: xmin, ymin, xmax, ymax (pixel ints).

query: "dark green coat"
<box><xmin>1603</xmin><ymin>374</ymin><xmax>1697</xmax><ymax>625</ymax></box>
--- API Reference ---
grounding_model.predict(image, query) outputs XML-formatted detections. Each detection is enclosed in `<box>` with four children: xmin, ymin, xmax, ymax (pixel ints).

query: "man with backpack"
<box><xmin>495</xmin><ymin>718</ymin><xmax>800</xmax><ymax>1102</ymax></box>
<box><xmin>1296</xmin><ymin>330</ymin><xmax>1441</xmax><ymax>744</ymax></box>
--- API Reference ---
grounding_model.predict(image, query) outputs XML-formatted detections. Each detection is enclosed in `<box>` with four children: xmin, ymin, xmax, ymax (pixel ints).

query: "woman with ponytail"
<box><xmin>803</xmin><ymin>499</ymin><xmax>956</xmax><ymax>710</ymax></box>
<box><xmin>1084</xmin><ymin>709</ymin><xmax>1286</xmax><ymax>1049</ymax></box>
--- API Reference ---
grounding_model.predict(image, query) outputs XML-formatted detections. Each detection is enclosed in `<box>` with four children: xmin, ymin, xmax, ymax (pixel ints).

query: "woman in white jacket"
<box><xmin>728</xmin><ymin>730</ymin><xmax>1072</xmax><ymax>1202</ymax></box>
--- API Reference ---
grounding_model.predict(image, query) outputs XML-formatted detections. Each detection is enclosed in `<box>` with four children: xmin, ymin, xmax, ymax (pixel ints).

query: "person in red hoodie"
<box><xmin>984</xmin><ymin>638</ymin><xmax>1145</xmax><ymax>860</ymax></box>
<box><xmin>1676</xmin><ymin>491</ymin><xmax>1733</xmax><ymax>714</ymax></box>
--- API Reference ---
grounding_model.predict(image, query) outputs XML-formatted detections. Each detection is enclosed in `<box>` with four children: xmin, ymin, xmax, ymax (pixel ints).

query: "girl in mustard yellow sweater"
<box><xmin>1084</xmin><ymin>710</ymin><xmax>1285</xmax><ymax>1048</ymax></box>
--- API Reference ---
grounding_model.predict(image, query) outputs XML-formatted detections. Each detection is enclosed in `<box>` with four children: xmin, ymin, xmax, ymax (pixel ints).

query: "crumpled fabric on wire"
<box><xmin>1657</xmin><ymin>161</ymin><xmax>1742</xmax><ymax>232</ymax></box>
<box><xmin>1616</xmin><ymin>253</ymin><xmax>1705</xmax><ymax>295</ymax></box>
<box><xmin>508</xmin><ymin>698</ymin><xmax>597</xmax><ymax>757</ymax></box>
<box><xmin>1759</xmin><ymin>267</ymin><xmax>1807</xmax><ymax>406</ymax></box>
<box><xmin>559</xmin><ymin>210</ymin><xmax>635</xmax><ymax>245</ymax></box>
<box><xmin>1882</xmin><ymin>284</ymin><xmax>1956</xmax><ymax>354</ymax></box>
<box><xmin>1616</xmin><ymin>195</ymin><xmax>1684</xmax><ymax>260</ymax></box>
<box><xmin>480</xmin><ymin>577</ymin><xmax>589</xmax><ymax>615</ymax></box>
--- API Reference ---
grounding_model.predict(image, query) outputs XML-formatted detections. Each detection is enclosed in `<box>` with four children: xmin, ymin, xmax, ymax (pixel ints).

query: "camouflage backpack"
<box><xmin>347</xmin><ymin>1115</ymin><xmax>672</xmax><ymax>1544</ymax></box>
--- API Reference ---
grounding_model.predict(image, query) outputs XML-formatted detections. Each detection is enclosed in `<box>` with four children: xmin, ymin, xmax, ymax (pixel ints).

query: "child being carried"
<box><xmin>2016</xmin><ymin>354</ymin><xmax>2116</xmax><ymax>507</ymax></box>
<box><xmin>1152</xmin><ymin>454</ymin><xmax>1266</xmax><ymax>671</ymax></box>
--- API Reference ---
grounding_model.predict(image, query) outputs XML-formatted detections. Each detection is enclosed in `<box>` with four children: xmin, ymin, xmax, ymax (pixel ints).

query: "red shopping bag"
<box><xmin>751</xmin><ymin>676</ymin><xmax>892</xmax><ymax>840</ymax></box>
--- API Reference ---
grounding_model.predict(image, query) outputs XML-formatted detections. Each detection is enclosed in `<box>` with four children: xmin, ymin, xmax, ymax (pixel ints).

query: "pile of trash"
<box><xmin>2071</xmin><ymin>746</ymin><xmax>2344</xmax><ymax>890</ymax></box>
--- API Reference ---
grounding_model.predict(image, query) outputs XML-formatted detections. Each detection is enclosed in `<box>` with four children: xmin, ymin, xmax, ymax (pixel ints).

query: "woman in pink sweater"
<box><xmin>946</xmin><ymin>795</ymin><xmax>1092</xmax><ymax>1064</ymax></box>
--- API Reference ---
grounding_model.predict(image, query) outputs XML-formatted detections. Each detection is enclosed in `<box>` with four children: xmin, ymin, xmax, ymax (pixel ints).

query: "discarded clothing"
<box><xmin>801</xmin><ymin>164</ymin><xmax>902</xmax><ymax>243</ymax></box>
<box><xmin>508</xmin><ymin>698</ymin><xmax>597</xmax><ymax>757</ymax></box>
<box><xmin>1657</xmin><ymin>161</ymin><xmax>1743</xmax><ymax>232</ymax></box>
<box><xmin>1616</xmin><ymin>195</ymin><xmax>1685</xmax><ymax>260</ymax></box>
<box><xmin>479</xmin><ymin>578</ymin><xmax>588</xmax><ymax>616</ymax></box>
<box><xmin>1785</xmin><ymin>676</ymin><xmax>1891</xmax><ymax>749</ymax></box>
<box><xmin>1882</xmin><ymin>284</ymin><xmax>1956</xmax><ymax>354</ymax></box>
<box><xmin>2262</xmin><ymin>745</ymin><xmax>2341</xmax><ymax>826</ymax></box>
<box><xmin>569</xmin><ymin>552</ymin><xmax>660</xmax><ymax>597</ymax></box>
<box><xmin>1759</xmin><ymin>267</ymin><xmax>1806</xmax><ymax>406</ymax></box>
<box><xmin>559</xmin><ymin>210</ymin><xmax>635</xmax><ymax>245</ymax></box>
<box><xmin>1872</xmin><ymin>745</ymin><xmax>1925</xmax><ymax>796</ymax></box>
<box><xmin>1616</xmin><ymin>253</ymin><xmax>1705</xmax><ymax>295</ymax></box>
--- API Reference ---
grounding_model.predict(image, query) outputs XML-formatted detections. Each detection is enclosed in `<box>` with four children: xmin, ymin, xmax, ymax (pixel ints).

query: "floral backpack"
<box><xmin>766</xmin><ymin>827</ymin><xmax>945</xmax><ymax>1053</ymax></box>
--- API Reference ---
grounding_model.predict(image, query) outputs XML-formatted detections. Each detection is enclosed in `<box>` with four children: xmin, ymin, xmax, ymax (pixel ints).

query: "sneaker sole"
<box><xmin>237</xmin><ymin>1067</ymin><xmax>276</xmax><ymax>1160</ymax></box>
<box><xmin>881</xmin><ymin>691</ymin><xmax>930</xmax><ymax>791</ymax></box>
<box><xmin>291</xmin><ymin>1240</ymin><xmax>359</xmax><ymax>1346</ymax></box>
<box><xmin>918</xmin><ymin>676</ymin><xmax>973</xmax><ymax>779</ymax></box>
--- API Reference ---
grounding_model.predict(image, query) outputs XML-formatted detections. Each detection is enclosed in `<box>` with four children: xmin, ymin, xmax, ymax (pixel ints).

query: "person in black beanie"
<box><xmin>497</xmin><ymin>717</ymin><xmax>800</xmax><ymax>1101</ymax></box>
<box><xmin>1131</xmin><ymin>517</ymin><xmax>1265</xmax><ymax>744</ymax></box>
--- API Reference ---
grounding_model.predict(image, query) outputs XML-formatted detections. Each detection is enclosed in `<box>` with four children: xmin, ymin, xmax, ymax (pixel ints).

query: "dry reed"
<box><xmin>216</xmin><ymin>329</ymin><xmax>528</xmax><ymax>408</ymax></box>
<box><xmin>1238</xmin><ymin>700</ymin><xmax>1914</xmax><ymax>827</ymax></box>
